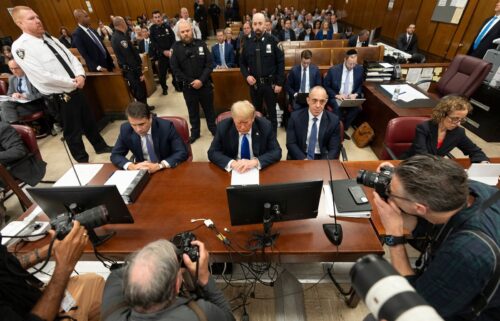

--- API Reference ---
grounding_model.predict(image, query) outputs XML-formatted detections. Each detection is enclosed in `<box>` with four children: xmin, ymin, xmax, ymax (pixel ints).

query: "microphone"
<box><xmin>323</xmin><ymin>150</ymin><xmax>343</xmax><ymax>246</ymax></box>
<box><xmin>60</xmin><ymin>137</ymin><xmax>82</xmax><ymax>186</ymax></box>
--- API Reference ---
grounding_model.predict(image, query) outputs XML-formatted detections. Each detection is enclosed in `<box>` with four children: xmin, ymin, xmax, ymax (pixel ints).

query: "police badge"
<box><xmin>16</xmin><ymin>49</ymin><xmax>25</xmax><ymax>59</ymax></box>
<box><xmin>120</xmin><ymin>40</ymin><xmax>128</xmax><ymax>48</ymax></box>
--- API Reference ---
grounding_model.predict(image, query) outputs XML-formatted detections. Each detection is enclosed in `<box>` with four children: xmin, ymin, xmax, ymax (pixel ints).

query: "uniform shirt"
<box><xmin>12</xmin><ymin>33</ymin><xmax>85</xmax><ymax>95</ymax></box>
<box><xmin>149</xmin><ymin>23</ymin><xmax>175</xmax><ymax>59</ymax></box>
<box><xmin>111</xmin><ymin>30</ymin><xmax>142</xmax><ymax>70</ymax></box>
<box><xmin>170</xmin><ymin>39</ymin><xmax>213</xmax><ymax>86</ymax></box>
<box><xmin>240</xmin><ymin>33</ymin><xmax>285</xmax><ymax>86</ymax></box>
<box><xmin>306</xmin><ymin>111</ymin><xmax>322</xmax><ymax>154</ymax></box>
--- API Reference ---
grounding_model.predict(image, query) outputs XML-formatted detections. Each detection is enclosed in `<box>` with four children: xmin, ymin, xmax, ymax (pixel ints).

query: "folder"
<box><xmin>324</xmin><ymin>179</ymin><xmax>371</xmax><ymax>218</ymax></box>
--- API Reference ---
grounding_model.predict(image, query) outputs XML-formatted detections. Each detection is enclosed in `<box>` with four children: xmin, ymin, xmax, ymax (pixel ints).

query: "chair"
<box><xmin>215</xmin><ymin>110</ymin><xmax>263</xmax><ymax>124</ymax></box>
<box><xmin>0</xmin><ymin>80</ymin><xmax>7</xmax><ymax>95</ymax></box>
<box><xmin>381</xmin><ymin>116</ymin><xmax>429</xmax><ymax>160</ymax></box>
<box><xmin>416</xmin><ymin>54</ymin><xmax>492</xmax><ymax>98</ymax></box>
<box><xmin>160</xmin><ymin>116</ymin><xmax>193</xmax><ymax>162</ymax></box>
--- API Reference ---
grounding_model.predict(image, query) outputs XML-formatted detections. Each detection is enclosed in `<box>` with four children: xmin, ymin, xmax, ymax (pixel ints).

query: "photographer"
<box><xmin>101</xmin><ymin>239</ymin><xmax>235</xmax><ymax>321</ymax></box>
<box><xmin>0</xmin><ymin>221</ymin><xmax>104</xmax><ymax>321</ymax></box>
<box><xmin>371</xmin><ymin>155</ymin><xmax>499</xmax><ymax>320</ymax></box>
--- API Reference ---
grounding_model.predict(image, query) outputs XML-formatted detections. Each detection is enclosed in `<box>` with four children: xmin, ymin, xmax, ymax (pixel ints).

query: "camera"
<box><xmin>357</xmin><ymin>166</ymin><xmax>394</xmax><ymax>200</ymax></box>
<box><xmin>171</xmin><ymin>231</ymin><xmax>199</xmax><ymax>264</ymax></box>
<box><xmin>351</xmin><ymin>254</ymin><xmax>443</xmax><ymax>321</ymax></box>
<box><xmin>50</xmin><ymin>205</ymin><xmax>109</xmax><ymax>240</ymax></box>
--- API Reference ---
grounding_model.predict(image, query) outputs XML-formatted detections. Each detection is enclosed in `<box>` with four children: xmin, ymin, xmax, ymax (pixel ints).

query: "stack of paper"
<box><xmin>468</xmin><ymin>164</ymin><xmax>500</xmax><ymax>186</ymax></box>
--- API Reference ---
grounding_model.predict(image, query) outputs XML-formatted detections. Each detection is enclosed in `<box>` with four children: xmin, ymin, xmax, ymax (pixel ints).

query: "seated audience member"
<box><xmin>285</xmin><ymin>49</ymin><xmax>322</xmax><ymax>110</ymax></box>
<box><xmin>0</xmin><ymin>221</ymin><xmax>104</xmax><ymax>320</ymax></box>
<box><xmin>238</xmin><ymin>21</ymin><xmax>252</xmax><ymax>51</ymax></box>
<box><xmin>97</xmin><ymin>20</ymin><xmax>113</xmax><ymax>40</ymax></box>
<box><xmin>312</xmin><ymin>20</ymin><xmax>322</xmax><ymax>36</ymax></box>
<box><xmin>58</xmin><ymin>27</ymin><xmax>72</xmax><ymax>48</ymax></box>
<box><xmin>224</xmin><ymin>27</ymin><xmax>239</xmax><ymax>61</ymax></box>
<box><xmin>208</xmin><ymin>100</ymin><xmax>282</xmax><ymax>173</ymax></box>
<box><xmin>102</xmin><ymin>239</ymin><xmax>235</xmax><ymax>321</ymax></box>
<box><xmin>396</xmin><ymin>23</ymin><xmax>419</xmax><ymax>54</ymax></box>
<box><xmin>329</xmin><ymin>13</ymin><xmax>344</xmax><ymax>34</ymax></box>
<box><xmin>286</xmin><ymin>86</ymin><xmax>341</xmax><ymax>160</ymax></box>
<box><xmin>294</xmin><ymin>21</ymin><xmax>304</xmax><ymax>37</ymax></box>
<box><xmin>0</xmin><ymin>60</ymin><xmax>44</xmax><ymax>123</ymax></box>
<box><xmin>370</xmin><ymin>155</ymin><xmax>499</xmax><ymax>320</ymax></box>
<box><xmin>1</xmin><ymin>45</ymin><xmax>14</xmax><ymax>64</ymax></box>
<box><xmin>265</xmin><ymin>18</ymin><xmax>279</xmax><ymax>41</ymax></box>
<box><xmin>403</xmin><ymin>95</ymin><xmax>489</xmax><ymax>163</ymax></box>
<box><xmin>212</xmin><ymin>29</ymin><xmax>235</xmax><ymax>69</ymax></box>
<box><xmin>138</xmin><ymin>27</ymin><xmax>152</xmax><ymax>55</ymax></box>
<box><xmin>298</xmin><ymin>23</ymin><xmax>315</xmax><ymax>41</ymax></box>
<box><xmin>315</xmin><ymin>21</ymin><xmax>333</xmax><ymax>40</ymax></box>
<box><xmin>111</xmin><ymin>102</ymin><xmax>188</xmax><ymax>173</ymax></box>
<box><xmin>341</xmin><ymin>25</ymin><xmax>353</xmax><ymax>40</ymax></box>
<box><xmin>348</xmin><ymin>29</ymin><xmax>369</xmax><ymax>47</ymax></box>
<box><xmin>324</xmin><ymin>49</ymin><xmax>364</xmax><ymax>133</ymax></box>
<box><xmin>278</xmin><ymin>18</ymin><xmax>296</xmax><ymax>41</ymax></box>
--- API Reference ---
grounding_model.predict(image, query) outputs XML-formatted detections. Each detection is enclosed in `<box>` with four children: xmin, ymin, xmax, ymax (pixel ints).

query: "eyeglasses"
<box><xmin>385</xmin><ymin>184</ymin><xmax>413</xmax><ymax>202</ymax></box>
<box><xmin>446</xmin><ymin>116</ymin><xmax>467</xmax><ymax>124</ymax></box>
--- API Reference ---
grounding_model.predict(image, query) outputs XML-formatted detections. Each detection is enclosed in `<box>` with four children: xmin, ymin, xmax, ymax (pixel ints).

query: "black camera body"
<box><xmin>171</xmin><ymin>231</ymin><xmax>199</xmax><ymax>263</ymax></box>
<box><xmin>50</xmin><ymin>205</ymin><xmax>109</xmax><ymax>240</ymax></box>
<box><xmin>356</xmin><ymin>166</ymin><xmax>394</xmax><ymax>200</ymax></box>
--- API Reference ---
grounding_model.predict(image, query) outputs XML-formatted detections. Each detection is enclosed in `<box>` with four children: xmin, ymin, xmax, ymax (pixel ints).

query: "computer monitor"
<box><xmin>369</xmin><ymin>26</ymin><xmax>382</xmax><ymax>45</ymax></box>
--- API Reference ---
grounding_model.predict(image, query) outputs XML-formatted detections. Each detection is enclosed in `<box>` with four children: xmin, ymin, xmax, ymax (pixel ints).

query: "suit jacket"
<box><xmin>315</xmin><ymin>30</ymin><xmax>333</xmax><ymax>40</ymax></box>
<box><xmin>58</xmin><ymin>35</ymin><xmax>72</xmax><ymax>48</ymax></box>
<box><xmin>348</xmin><ymin>35</ymin><xmax>368</xmax><ymax>47</ymax></box>
<box><xmin>286</xmin><ymin>108</ymin><xmax>341</xmax><ymax>159</ymax></box>
<box><xmin>396</xmin><ymin>33</ymin><xmax>419</xmax><ymax>54</ymax></box>
<box><xmin>207</xmin><ymin>117</ymin><xmax>282</xmax><ymax>170</ymax></box>
<box><xmin>72</xmin><ymin>26</ymin><xmax>115</xmax><ymax>72</ymax></box>
<box><xmin>298</xmin><ymin>30</ymin><xmax>315</xmax><ymax>41</ymax></box>
<box><xmin>278</xmin><ymin>29</ymin><xmax>296</xmax><ymax>42</ymax></box>
<box><xmin>110</xmin><ymin>117</ymin><xmax>188</xmax><ymax>169</ymax></box>
<box><xmin>404</xmin><ymin>120</ymin><xmax>489</xmax><ymax>163</ymax></box>
<box><xmin>468</xmin><ymin>16</ymin><xmax>500</xmax><ymax>59</ymax></box>
<box><xmin>211</xmin><ymin>42</ymin><xmax>236</xmax><ymax>68</ymax></box>
<box><xmin>138</xmin><ymin>38</ymin><xmax>154</xmax><ymax>56</ymax></box>
<box><xmin>323</xmin><ymin>63</ymin><xmax>364</xmax><ymax>109</ymax></box>
<box><xmin>7</xmin><ymin>75</ymin><xmax>42</xmax><ymax>101</ymax></box>
<box><xmin>0</xmin><ymin>122</ymin><xmax>46</xmax><ymax>186</ymax></box>
<box><xmin>285</xmin><ymin>64</ymin><xmax>322</xmax><ymax>98</ymax></box>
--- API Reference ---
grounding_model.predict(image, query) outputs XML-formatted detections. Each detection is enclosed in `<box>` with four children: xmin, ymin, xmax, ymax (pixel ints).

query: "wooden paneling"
<box><xmin>108</xmin><ymin>0</ymin><xmax>130</xmax><ymax>18</ymax></box>
<box><xmin>143</xmin><ymin>0</ymin><xmax>164</xmax><ymax>17</ymax></box>
<box><xmin>395</xmin><ymin>0</ymin><xmax>421</xmax><ymax>38</ymax></box>
<box><xmin>414</xmin><ymin>0</ymin><xmax>438</xmax><ymax>52</ymax></box>
<box><xmin>124</xmin><ymin>0</ymin><xmax>147</xmax><ymax>19</ymax></box>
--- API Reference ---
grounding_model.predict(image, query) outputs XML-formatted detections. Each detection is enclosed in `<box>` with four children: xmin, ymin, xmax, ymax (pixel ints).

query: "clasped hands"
<box><xmin>335</xmin><ymin>93</ymin><xmax>358</xmax><ymax>101</ymax></box>
<box><xmin>128</xmin><ymin>161</ymin><xmax>162</xmax><ymax>173</ymax></box>
<box><xmin>231</xmin><ymin>158</ymin><xmax>259</xmax><ymax>173</ymax></box>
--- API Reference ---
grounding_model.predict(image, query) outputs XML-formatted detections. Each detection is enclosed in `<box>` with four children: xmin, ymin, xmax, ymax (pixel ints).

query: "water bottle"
<box><xmin>392</xmin><ymin>85</ymin><xmax>401</xmax><ymax>101</ymax></box>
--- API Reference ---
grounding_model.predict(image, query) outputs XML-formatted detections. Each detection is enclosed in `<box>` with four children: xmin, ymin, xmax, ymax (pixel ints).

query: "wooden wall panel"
<box><xmin>125</xmin><ymin>0</ymin><xmax>148</xmax><ymax>19</ymax></box>
<box><xmin>380</xmin><ymin>0</ymin><xmax>403</xmax><ymax>38</ymax></box>
<box><xmin>369</xmin><ymin>0</ymin><xmax>387</xmax><ymax>30</ymax></box>
<box><xmin>395</xmin><ymin>0</ymin><xmax>421</xmax><ymax>38</ymax></box>
<box><xmin>282</xmin><ymin>0</ymin><xmax>300</xmax><ymax>9</ymax></box>
<box><xmin>446</xmin><ymin>0</ymin><xmax>478</xmax><ymax>59</ymax></box>
<box><xmin>108</xmin><ymin>0</ymin><xmax>130</xmax><ymax>18</ymax></box>
<box><xmin>87</xmin><ymin>0</ymin><xmax>112</xmax><ymax>24</ymax></box>
<box><xmin>161</xmin><ymin>0</ymin><xmax>179</xmax><ymax>17</ymax></box>
<box><xmin>55</xmin><ymin>0</ymin><xmax>78</xmax><ymax>32</ymax></box>
<box><xmin>457</xmin><ymin>0</ymin><xmax>495</xmax><ymax>55</ymax></box>
<box><xmin>0</xmin><ymin>0</ymin><xmax>18</xmax><ymax>38</ymax></box>
<box><xmin>428</xmin><ymin>23</ymin><xmax>457</xmax><ymax>57</ymax></box>
<box><xmin>414</xmin><ymin>0</ymin><xmax>437</xmax><ymax>52</ymax></box>
<box><xmin>143</xmin><ymin>0</ymin><xmax>164</xmax><ymax>17</ymax></box>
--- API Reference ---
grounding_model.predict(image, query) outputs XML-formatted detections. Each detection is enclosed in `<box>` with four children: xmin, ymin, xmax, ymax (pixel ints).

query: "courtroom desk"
<box><xmin>20</xmin><ymin>161</ymin><xmax>383</xmax><ymax>263</ymax></box>
<box><xmin>359</xmin><ymin>83</ymin><xmax>437</xmax><ymax>159</ymax></box>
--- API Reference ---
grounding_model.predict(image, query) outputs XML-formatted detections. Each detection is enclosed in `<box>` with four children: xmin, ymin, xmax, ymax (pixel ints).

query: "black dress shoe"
<box><xmin>96</xmin><ymin>145</ymin><xmax>114</xmax><ymax>154</ymax></box>
<box><xmin>344</xmin><ymin>132</ymin><xmax>351</xmax><ymax>140</ymax></box>
<box><xmin>162</xmin><ymin>89</ymin><xmax>168</xmax><ymax>95</ymax></box>
<box><xmin>188</xmin><ymin>136</ymin><xmax>199</xmax><ymax>144</ymax></box>
<box><xmin>148</xmin><ymin>105</ymin><xmax>155</xmax><ymax>111</ymax></box>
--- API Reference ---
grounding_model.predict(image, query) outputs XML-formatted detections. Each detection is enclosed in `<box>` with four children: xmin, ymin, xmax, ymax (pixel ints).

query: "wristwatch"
<box><xmin>383</xmin><ymin>235</ymin><xmax>407</xmax><ymax>246</ymax></box>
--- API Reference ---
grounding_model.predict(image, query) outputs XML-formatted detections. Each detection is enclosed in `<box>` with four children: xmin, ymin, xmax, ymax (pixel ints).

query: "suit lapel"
<box><xmin>318</xmin><ymin>112</ymin><xmax>328</xmax><ymax>149</ymax></box>
<box><xmin>151</xmin><ymin>118</ymin><xmax>160</xmax><ymax>159</ymax></box>
<box><xmin>229</xmin><ymin>123</ymin><xmax>240</xmax><ymax>158</ymax></box>
<box><xmin>428</xmin><ymin>122</ymin><xmax>439</xmax><ymax>154</ymax></box>
<box><xmin>251</xmin><ymin>122</ymin><xmax>261</xmax><ymax>156</ymax></box>
<box><xmin>299</xmin><ymin>110</ymin><xmax>309</xmax><ymax>149</ymax></box>
<box><xmin>131</xmin><ymin>132</ymin><xmax>144</xmax><ymax>162</ymax></box>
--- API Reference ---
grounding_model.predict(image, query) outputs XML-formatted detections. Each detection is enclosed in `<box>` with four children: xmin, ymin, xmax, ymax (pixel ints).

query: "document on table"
<box><xmin>406</xmin><ymin>68</ymin><xmax>422</xmax><ymax>84</ymax></box>
<box><xmin>381</xmin><ymin>84</ymin><xmax>428</xmax><ymax>102</ymax></box>
<box><xmin>468</xmin><ymin>164</ymin><xmax>500</xmax><ymax>185</ymax></box>
<box><xmin>53</xmin><ymin>164</ymin><xmax>103</xmax><ymax>186</ymax></box>
<box><xmin>231</xmin><ymin>167</ymin><xmax>259</xmax><ymax>185</ymax></box>
<box><xmin>105</xmin><ymin>170</ymin><xmax>142</xmax><ymax>194</ymax></box>
<box><xmin>0</xmin><ymin>95</ymin><xmax>30</xmax><ymax>104</ymax></box>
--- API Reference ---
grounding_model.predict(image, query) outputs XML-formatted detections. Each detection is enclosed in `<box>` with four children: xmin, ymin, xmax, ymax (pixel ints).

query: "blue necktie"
<box><xmin>17</xmin><ymin>78</ymin><xmax>23</xmax><ymax>93</ymax></box>
<box><xmin>145</xmin><ymin>134</ymin><xmax>158</xmax><ymax>163</ymax></box>
<box><xmin>473</xmin><ymin>16</ymin><xmax>498</xmax><ymax>50</ymax></box>
<box><xmin>220</xmin><ymin>44</ymin><xmax>226</xmax><ymax>67</ymax></box>
<box><xmin>307</xmin><ymin>118</ymin><xmax>318</xmax><ymax>160</ymax></box>
<box><xmin>241</xmin><ymin>134</ymin><xmax>250</xmax><ymax>160</ymax></box>
<box><xmin>88</xmin><ymin>29</ymin><xmax>106</xmax><ymax>55</ymax></box>
<box><xmin>300</xmin><ymin>67</ymin><xmax>307</xmax><ymax>93</ymax></box>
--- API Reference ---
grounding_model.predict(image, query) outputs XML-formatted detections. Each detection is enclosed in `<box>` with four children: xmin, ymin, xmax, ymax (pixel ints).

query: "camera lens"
<box><xmin>356</xmin><ymin>170</ymin><xmax>379</xmax><ymax>188</ymax></box>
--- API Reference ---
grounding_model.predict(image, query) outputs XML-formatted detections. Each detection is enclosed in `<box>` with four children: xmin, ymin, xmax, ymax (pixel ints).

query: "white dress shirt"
<box><xmin>12</xmin><ymin>33</ymin><xmax>85</xmax><ymax>95</ymax></box>
<box><xmin>225</xmin><ymin>129</ymin><xmax>261</xmax><ymax>171</ymax></box>
<box><xmin>306</xmin><ymin>111</ymin><xmax>322</xmax><ymax>155</ymax></box>
<box><xmin>124</xmin><ymin>127</ymin><xmax>170</xmax><ymax>170</ymax></box>
<box><xmin>339</xmin><ymin>64</ymin><xmax>354</xmax><ymax>95</ymax></box>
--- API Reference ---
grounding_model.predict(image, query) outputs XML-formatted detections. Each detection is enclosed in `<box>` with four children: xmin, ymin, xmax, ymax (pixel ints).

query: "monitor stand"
<box><xmin>87</xmin><ymin>228</ymin><xmax>115</xmax><ymax>247</ymax></box>
<box><xmin>249</xmin><ymin>203</ymin><xmax>281</xmax><ymax>250</ymax></box>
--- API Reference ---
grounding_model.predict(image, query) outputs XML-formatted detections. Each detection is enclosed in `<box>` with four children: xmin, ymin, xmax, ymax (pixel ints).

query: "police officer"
<box><xmin>111</xmin><ymin>16</ymin><xmax>154</xmax><ymax>110</ymax></box>
<box><xmin>170</xmin><ymin>20</ymin><xmax>216</xmax><ymax>144</ymax></box>
<box><xmin>11</xmin><ymin>6</ymin><xmax>112</xmax><ymax>163</ymax></box>
<box><xmin>240</xmin><ymin>13</ymin><xmax>285</xmax><ymax>132</ymax></box>
<box><xmin>149</xmin><ymin>10</ymin><xmax>175</xmax><ymax>95</ymax></box>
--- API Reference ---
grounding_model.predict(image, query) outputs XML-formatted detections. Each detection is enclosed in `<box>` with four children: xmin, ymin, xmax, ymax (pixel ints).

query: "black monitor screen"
<box><xmin>227</xmin><ymin>180</ymin><xmax>323</xmax><ymax>226</ymax></box>
<box><xmin>27</xmin><ymin>185</ymin><xmax>134</xmax><ymax>224</ymax></box>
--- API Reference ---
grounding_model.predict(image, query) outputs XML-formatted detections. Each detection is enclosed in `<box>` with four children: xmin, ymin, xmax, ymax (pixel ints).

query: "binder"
<box><xmin>105</xmin><ymin>170</ymin><xmax>150</xmax><ymax>204</ymax></box>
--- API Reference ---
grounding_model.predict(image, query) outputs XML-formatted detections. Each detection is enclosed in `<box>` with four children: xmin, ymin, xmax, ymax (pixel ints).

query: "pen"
<box><xmin>399</xmin><ymin>92</ymin><xmax>406</xmax><ymax>95</ymax></box>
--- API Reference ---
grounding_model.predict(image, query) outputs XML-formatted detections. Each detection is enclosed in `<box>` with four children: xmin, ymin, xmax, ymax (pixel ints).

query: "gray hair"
<box><xmin>395</xmin><ymin>155</ymin><xmax>468</xmax><ymax>212</ymax></box>
<box><xmin>123</xmin><ymin>239</ymin><xmax>180</xmax><ymax>311</ymax></box>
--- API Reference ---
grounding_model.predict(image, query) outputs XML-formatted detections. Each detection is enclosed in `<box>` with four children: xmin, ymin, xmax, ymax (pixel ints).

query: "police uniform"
<box><xmin>240</xmin><ymin>33</ymin><xmax>285</xmax><ymax>131</ymax></box>
<box><xmin>149</xmin><ymin>22</ymin><xmax>176</xmax><ymax>94</ymax></box>
<box><xmin>170</xmin><ymin>38</ymin><xmax>216</xmax><ymax>140</ymax></box>
<box><xmin>111</xmin><ymin>30</ymin><xmax>147</xmax><ymax>104</ymax></box>
<box><xmin>12</xmin><ymin>33</ymin><xmax>110</xmax><ymax>163</ymax></box>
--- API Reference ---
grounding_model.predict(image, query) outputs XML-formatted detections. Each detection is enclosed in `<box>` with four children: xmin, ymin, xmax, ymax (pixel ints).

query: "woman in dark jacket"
<box><xmin>404</xmin><ymin>95</ymin><xmax>489</xmax><ymax>163</ymax></box>
<box><xmin>298</xmin><ymin>24</ymin><xmax>315</xmax><ymax>41</ymax></box>
<box><xmin>59</xmin><ymin>27</ymin><xmax>72</xmax><ymax>48</ymax></box>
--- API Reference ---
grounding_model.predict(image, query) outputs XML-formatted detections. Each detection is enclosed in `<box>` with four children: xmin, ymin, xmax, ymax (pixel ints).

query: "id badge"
<box><xmin>266</xmin><ymin>44</ymin><xmax>272</xmax><ymax>54</ymax></box>
<box><xmin>198</xmin><ymin>47</ymin><xmax>204</xmax><ymax>55</ymax></box>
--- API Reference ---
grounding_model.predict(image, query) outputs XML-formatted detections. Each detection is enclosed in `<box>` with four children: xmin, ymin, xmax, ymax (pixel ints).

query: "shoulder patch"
<box><xmin>120</xmin><ymin>40</ymin><xmax>128</xmax><ymax>48</ymax></box>
<box><xmin>16</xmin><ymin>49</ymin><xmax>25</xmax><ymax>59</ymax></box>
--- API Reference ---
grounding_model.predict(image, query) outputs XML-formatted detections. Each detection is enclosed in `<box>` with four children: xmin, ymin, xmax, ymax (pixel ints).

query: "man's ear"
<box><xmin>414</xmin><ymin>202</ymin><xmax>428</xmax><ymax>216</ymax></box>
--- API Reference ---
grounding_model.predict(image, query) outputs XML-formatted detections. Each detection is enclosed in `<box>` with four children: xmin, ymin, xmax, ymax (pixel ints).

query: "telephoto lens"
<box><xmin>350</xmin><ymin>254</ymin><xmax>443</xmax><ymax>321</ymax></box>
<box><xmin>51</xmin><ymin>205</ymin><xmax>109</xmax><ymax>240</ymax></box>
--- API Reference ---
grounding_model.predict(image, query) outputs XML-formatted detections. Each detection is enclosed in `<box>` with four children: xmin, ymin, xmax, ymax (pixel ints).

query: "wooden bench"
<box><xmin>279</xmin><ymin>39</ymin><xmax>349</xmax><ymax>49</ymax></box>
<box><xmin>284</xmin><ymin>45</ymin><xmax>385</xmax><ymax>66</ymax></box>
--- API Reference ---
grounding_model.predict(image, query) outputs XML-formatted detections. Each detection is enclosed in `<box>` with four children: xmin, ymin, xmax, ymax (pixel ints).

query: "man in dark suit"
<box><xmin>138</xmin><ymin>27</ymin><xmax>153</xmax><ymax>56</ymax></box>
<box><xmin>329</xmin><ymin>14</ymin><xmax>344</xmax><ymax>34</ymax></box>
<box><xmin>72</xmin><ymin>9</ymin><xmax>114</xmax><ymax>72</ymax></box>
<box><xmin>208</xmin><ymin>100</ymin><xmax>281</xmax><ymax>173</ymax></box>
<box><xmin>396</xmin><ymin>24</ymin><xmax>419</xmax><ymax>54</ymax></box>
<box><xmin>278</xmin><ymin>18</ymin><xmax>296</xmax><ymax>41</ymax></box>
<box><xmin>348</xmin><ymin>29</ymin><xmax>369</xmax><ymax>47</ymax></box>
<box><xmin>0</xmin><ymin>60</ymin><xmax>44</xmax><ymax>123</ymax></box>
<box><xmin>286</xmin><ymin>86</ymin><xmax>341</xmax><ymax>160</ymax></box>
<box><xmin>467</xmin><ymin>1</ymin><xmax>500</xmax><ymax>58</ymax></box>
<box><xmin>212</xmin><ymin>29</ymin><xmax>235</xmax><ymax>68</ymax></box>
<box><xmin>285</xmin><ymin>49</ymin><xmax>322</xmax><ymax>110</ymax></box>
<box><xmin>324</xmin><ymin>49</ymin><xmax>364</xmax><ymax>133</ymax></box>
<box><xmin>111</xmin><ymin>102</ymin><xmax>188</xmax><ymax>173</ymax></box>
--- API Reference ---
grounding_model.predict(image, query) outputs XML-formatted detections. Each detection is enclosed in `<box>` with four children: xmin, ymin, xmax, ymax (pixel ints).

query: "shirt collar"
<box><xmin>308</xmin><ymin>110</ymin><xmax>322</xmax><ymax>121</ymax></box>
<box><xmin>239</xmin><ymin>129</ymin><xmax>252</xmax><ymax>137</ymax></box>
<box><xmin>79</xmin><ymin>24</ymin><xmax>90</xmax><ymax>32</ymax></box>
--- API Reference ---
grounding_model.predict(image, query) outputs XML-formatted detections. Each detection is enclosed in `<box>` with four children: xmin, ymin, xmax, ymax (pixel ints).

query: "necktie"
<box><xmin>473</xmin><ymin>16</ymin><xmax>498</xmax><ymax>50</ymax></box>
<box><xmin>343</xmin><ymin>70</ymin><xmax>351</xmax><ymax>95</ymax></box>
<box><xmin>300</xmin><ymin>67</ymin><xmax>307</xmax><ymax>93</ymax></box>
<box><xmin>43</xmin><ymin>38</ymin><xmax>75</xmax><ymax>78</ymax></box>
<box><xmin>407</xmin><ymin>35</ymin><xmax>412</xmax><ymax>50</ymax></box>
<box><xmin>88</xmin><ymin>29</ymin><xmax>106</xmax><ymax>55</ymax></box>
<box><xmin>145</xmin><ymin>39</ymin><xmax>149</xmax><ymax>53</ymax></box>
<box><xmin>307</xmin><ymin>118</ymin><xmax>318</xmax><ymax>160</ymax></box>
<box><xmin>241</xmin><ymin>134</ymin><xmax>250</xmax><ymax>160</ymax></box>
<box><xmin>145</xmin><ymin>134</ymin><xmax>158</xmax><ymax>163</ymax></box>
<box><xmin>220</xmin><ymin>44</ymin><xmax>226</xmax><ymax>67</ymax></box>
<box><xmin>17</xmin><ymin>78</ymin><xmax>23</xmax><ymax>93</ymax></box>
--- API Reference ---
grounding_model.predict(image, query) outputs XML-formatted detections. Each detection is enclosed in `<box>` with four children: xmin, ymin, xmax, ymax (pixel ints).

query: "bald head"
<box><xmin>178</xmin><ymin>19</ymin><xmax>193</xmax><ymax>43</ymax></box>
<box><xmin>73</xmin><ymin>9</ymin><xmax>91</xmax><ymax>27</ymax></box>
<box><xmin>113</xmin><ymin>16</ymin><xmax>127</xmax><ymax>32</ymax></box>
<box><xmin>252</xmin><ymin>13</ymin><xmax>266</xmax><ymax>37</ymax></box>
<box><xmin>307</xmin><ymin>86</ymin><xmax>328</xmax><ymax>116</ymax></box>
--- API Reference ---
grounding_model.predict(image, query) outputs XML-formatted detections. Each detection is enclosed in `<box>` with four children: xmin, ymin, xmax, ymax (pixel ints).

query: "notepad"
<box><xmin>468</xmin><ymin>164</ymin><xmax>500</xmax><ymax>186</ymax></box>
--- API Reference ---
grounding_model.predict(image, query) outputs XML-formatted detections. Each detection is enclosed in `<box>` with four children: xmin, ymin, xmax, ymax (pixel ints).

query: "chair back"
<box><xmin>437</xmin><ymin>54</ymin><xmax>492</xmax><ymax>98</ymax></box>
<box><xmin>381</xmin><ymin>116</ymin><xmax>429</xmax><ymax>160</ymax></box>
<box><xmin>0</xmin><ymin>80</ymin><xmax>7</xmax><ymax>95</ymax></box>
<box><xmin>159</xmin><ymin>116</ymin><xmax>193</xmax><ymax>162</ymax></box>
<box><xmin>215</xmin><ymin>110</ymin><xmax>263</xmax><ymax>124</ymax></box>
<box><xmin>11</xmin><ymin>124</ymin><xmax>42</xmax><ymax>161</ymax></box>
